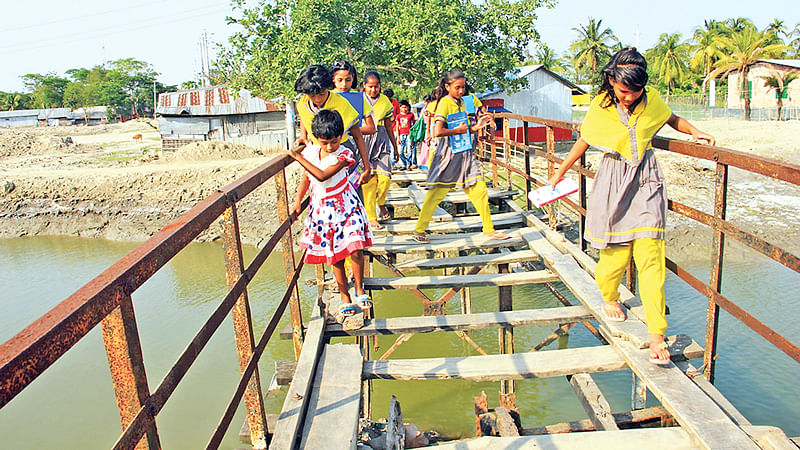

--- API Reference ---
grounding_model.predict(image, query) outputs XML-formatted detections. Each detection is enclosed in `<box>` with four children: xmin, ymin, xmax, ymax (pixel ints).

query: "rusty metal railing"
<box><xmin>0</xmin><ymin>150</ymin><xmax>310</xmax><ymax>449</ymax></box>
<box><xmin>478</xmin><ymin>112</ymin><xmax>800</xmax><ymax>382</ymax></box>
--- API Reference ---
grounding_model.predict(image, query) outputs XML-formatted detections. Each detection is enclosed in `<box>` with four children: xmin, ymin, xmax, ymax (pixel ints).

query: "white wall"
<box><xmin>482</xmin><ymin>69</ymin><xmax>573</xmax><ymax>121</ymax></box>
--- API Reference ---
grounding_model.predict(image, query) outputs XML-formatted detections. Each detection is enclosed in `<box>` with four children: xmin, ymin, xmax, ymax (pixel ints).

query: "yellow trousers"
<box><xmin>595</xmin><ymin>237</ymin><xmax>667</xmax><ymax>335</ymax></box>
<box><xmin>362</xmin><ymin>174</ymin><xmax>391</xmax><ymax>221</ymax></box>
<box><xmin>414</xmin><ymin>181</ymin><xmax>494</xmax><ymax>234</ymax></box>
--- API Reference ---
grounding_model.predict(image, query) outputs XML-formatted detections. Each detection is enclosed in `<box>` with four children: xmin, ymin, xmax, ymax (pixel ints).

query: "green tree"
<box><xmin>21</xmin><ymin>73</ymin><xmax>69</xmax><ymax>108</ymax></box>
<box><xmin>789</xmin><ymin>22</ymin><xmax>800</xmax><ymax>57</ymax></box>
<box><xmin>690</xmin><ymin>26</ymin><xmax>724</xmax><ymax>85</ymax></box>
<box><xmin>766</xmin><ymin>19</ymin><xmax>788</xmax><ymax>41</ymax></box>
<box><xmin>532</xmin><ymin>44</ymin><xmax>567</xmax><ymax>74</ymax></box>
<box><xmin>709</xmin><ymin>28</ymin><xmax>788</xmax><ymax>120</ymax></box>
<box><xmin>181</xmin><ymin>81</ymin><xmax>200</xmax><ymax>90</ymax></box>
<box><xmin>761</xmin><ymin>71</ymin><xmax>799</xmax><ymax>120</ymax></box>
<box><xmin>217</xmin><ymin>0</ymin><xmax>553</xmax><ymax>100</ymax></box>
<box><xmin>647</xmin><ymin>33</ymin><xmax>689</xmax><ymax>100</ymax></box>
<box><xmin>569</xmin><ymin>18</ymin><xmax>618</xmax><ymax>84</ymax></box>
<box><xmin>107</xmin><ymin>58</ymin><xmax>160</xmax><ymax>117</ymax></box>
<box><xmin>0</xmin><ymin>92</ymin><xmax>30</xmax><ymax>111</ymax></box>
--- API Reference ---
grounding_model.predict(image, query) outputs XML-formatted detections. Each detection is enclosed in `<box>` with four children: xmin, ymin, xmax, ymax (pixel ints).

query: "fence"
<box><xmin>477</xmin><ymin>112</ymin><xmax>800</xmax><ymax>383</ymax></box>
<box><xmin>0</xmin><ymin>151</ymin><xmax>313</xmax><ymax>449</ymax></box>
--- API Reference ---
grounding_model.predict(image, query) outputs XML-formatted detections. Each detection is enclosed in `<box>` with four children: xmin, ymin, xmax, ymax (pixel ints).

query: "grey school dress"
<box><xmin>584</xmin><ymin>101</ymin><xmax>668</xmax><ymax>250</ymax></box>
<box><xmin>364</xmin><ymin>95</ymin><xmax>393</xmax><ymax>178</ymax></box>
<box><xmin>426</xmin><ymin>131</ymin><xmax>483</xmax><ymax>190</ymax></box>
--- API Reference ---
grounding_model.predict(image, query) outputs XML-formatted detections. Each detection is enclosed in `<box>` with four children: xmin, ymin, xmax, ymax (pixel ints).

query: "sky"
<box><xmin>1</xmin><ymin>0</ymin><xmax>798</xmax><ymax>93</ymax></box>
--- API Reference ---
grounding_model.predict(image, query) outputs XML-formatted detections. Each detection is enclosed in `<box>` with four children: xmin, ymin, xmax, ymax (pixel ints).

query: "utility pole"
<box><xmin>153</xmin><ymin>80</ymin><xmax>157</xmax><ymax>118</ymax></box>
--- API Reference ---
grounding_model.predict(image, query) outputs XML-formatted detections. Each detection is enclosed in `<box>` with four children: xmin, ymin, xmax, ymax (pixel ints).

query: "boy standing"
<box><xmin>395</xmin><ymin>100</ymin><xmax>417</xmax><ymax>170</ymax></box>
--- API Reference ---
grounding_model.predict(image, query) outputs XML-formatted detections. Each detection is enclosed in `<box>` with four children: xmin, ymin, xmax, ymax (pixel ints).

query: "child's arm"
<box><xmin>548</xmin><ymin>138</ymin><xmax>590</xmax><ymax>188</ymax></box>
<box><xmin>384</xmin><ymin>116</ymin><xmax>400</xmax><ymax>162</ymax></box>
<box><xmin>288</xmin><ymin>150</ymin><xmax>350</xmax><ymax>182</ymax></box>
<box><xmin>291</xmin><ymin>173</ymin><xmax>310</xmax><ymax>216</ymax></box>
<box><xmin>360</xmin><ymin>115</ymin><xmax>376</xmax><ymax>136</ymax></box>
<box><xmin>295</xmin><ymin>124</ymin><xmax>309</xmax><ymax>146</ymax></box>
<box><xmin>666</xmin><ymin>114</ymin><xmax>715</xmax><ymax>146</ymax></box>
<box><xmin>349</xmin><ymin>126</ymin><xmax>372</xmax><ymax>184</ymax></box>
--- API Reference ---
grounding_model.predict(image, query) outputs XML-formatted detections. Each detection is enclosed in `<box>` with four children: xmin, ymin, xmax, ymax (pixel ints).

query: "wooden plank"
<box><xmin>363</xmin><ymin>270</ymin><xmax>559</xmax><ymax>290</ymax></box>
<box><xmin>395</xmin><ymin>248</ymin><xmax>538</xmax><ymax>270</ymax></box>
<box><xmin>568</xmin><ymin>373</ymin><xmax>619</xmax><ymax>431</ymax></box>
<box><xmin>326</xmin><ymin>306</ymin><xmax>593</xmax><ymax>337</ymax></box>
<box><xmin>274</xmin><ymin>360</ymin><xmax>297</xmax><ymax>386</ymax></box>
<box><xmin>408</xmin><ymin>184</ymin><xmax>452</xmax><ymax>222</ymax></box>
<box><xmin>384</xmin><ymin>188</ymin><xmax>415</xmax><ymax>207</ymax></box>
<box><xmin>391</xmin><ymin>170</ymin><xmax>428</xmax><ymax>183</ymax></box>
<box><xmin>522</xmin><ymin>405</ymin><xmax>671</xmax><ymax>435</ymax></box>
<box><xmin>425</xmin><ymin>427</ymin><xmax>699</xmax><ymax>450</ymax></box>
<box><xmin>299</xmin><ymin>344</ymin><xmax>363</xmax><ymax>449</ymax></box>
<box><xmin>363</xmin><ymin>346</ymin><xmax>628</xmax><ymax>381</ymax></box>
<box><xmin>279</xmin><ymin>323</ymin><xmax>307</xmax><ymax>340</ymax></box>
<box><xmin>269</xmin><ymin>299</ymin><xmax>327</xmax><ymax>450</ymax></box>
<box><xmin>385</xmin><ymin>212</ymin><xmax>524</xmax><ymax>234</ymax></box>
<box><xmin>367</xmin><ymin>229</ymin><xmax>527</xmax><ymax>255</ymax></box>
<box><xmin>442</xmin><ymin>189</ymin><xmax>518</xmax><ymax>204</ymax></box>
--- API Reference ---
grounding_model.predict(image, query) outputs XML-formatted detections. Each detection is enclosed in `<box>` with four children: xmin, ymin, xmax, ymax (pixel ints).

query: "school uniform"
<box><xmin>361</xmin><ymin>93</ymin><xmax>394</xmax><ymax>221</ymax></box>
<box><xmin>414</xmin><ymin>95</ymin><xmax>495</xmax><ymax>234</ymax></box>
<box><xmin>580</xmin><ymin>87</ymin><xmax>672</xmax><ymax>335</ymax></box>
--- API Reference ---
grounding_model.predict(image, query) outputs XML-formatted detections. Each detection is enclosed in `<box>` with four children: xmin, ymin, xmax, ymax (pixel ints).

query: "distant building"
<box><xmin>726</xmin><ymin>59</ymin><xmax>800</xmax><ymax>111</ymax></box>
<box><xmin>156</xmin><ymin>85</ymin><xmax>287</xmax><ymax>151</ymax></box>
<box><xmin>71</xmin><ymin>106</ymin><xmax>108</xmax><ymax>125</ymax></box>
<box><xmin>0</xmin><ymin>107</ymin><xmax>107</xmax><ymax>128</ymax></box>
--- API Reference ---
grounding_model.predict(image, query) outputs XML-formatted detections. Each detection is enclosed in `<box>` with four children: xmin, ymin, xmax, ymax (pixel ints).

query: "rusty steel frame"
<box><xmin>478</xmin><ymin>113</ymin><xmax>800</xmax><ymax>380</ymax></box>
<box><xmin>274</xmin><ymin>168</ymin><xmax>305</xmax><ymax>358</ymax></box>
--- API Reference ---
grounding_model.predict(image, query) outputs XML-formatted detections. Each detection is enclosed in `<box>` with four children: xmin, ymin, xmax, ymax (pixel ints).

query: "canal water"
<box><xmin>1</xmin><ymin>236</ymin><xmax>798</xmax><ymax>448</ymax></box>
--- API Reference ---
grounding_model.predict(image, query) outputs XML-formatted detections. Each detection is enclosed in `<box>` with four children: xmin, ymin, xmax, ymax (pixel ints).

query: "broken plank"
<box><xmin>363</xmin><ymin>345</ymin><xmax>628</xmax><ymax>381</ymax></box>
<box><xmin>395</xmin><ymin>249</ymin><xmax>539</xmax><ymax>270</ymax></box>
<box><xmin>274</xmin><ymin>360</ymin><xmax>297</xmax><ymax>386</ymax></box>
<box><xmin>522</xmin><ymin>405</ymin><xmax>671</xmax><ymax>435</ymax></box>
<box><xmin>385</xmin><ymin>212</ymin><xmax>524</xmax><ymax>234</ymax></box>
<box><xmin>326</xmin><ymin>306</ymin><xmax>593</xmax><ymax>337</ymax></box>
<box><xmin>408</xmin><ymin>184</ymin><xmax>452</xmax><ymax>222</ymax></box>
<box><xmin>363</xmin><ymin>270</ymin><xmax>559</xmax><ymax>290</ymax></box>
<box><xmin>299</xmin><ymin>344</ymin><xmax>363</xmax><ymax>449</ymax></box>
<box><xmin>569</xmin><ymin>373</ymin><xmax>619</xmax><ymax>431</ymax></box>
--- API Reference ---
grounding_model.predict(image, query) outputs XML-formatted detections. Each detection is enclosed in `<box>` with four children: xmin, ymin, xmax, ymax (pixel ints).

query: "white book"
<box><xmin>528</xmin><ymin>178</ymin><xmax>579</xmax><ymax>208</ymax></box>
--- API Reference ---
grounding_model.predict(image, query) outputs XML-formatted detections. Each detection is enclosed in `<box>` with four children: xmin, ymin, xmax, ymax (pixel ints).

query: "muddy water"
<box><xmin>0</xmin><ymin>237</ymin><xmax>798</xmax><ymax>448</ymax></box>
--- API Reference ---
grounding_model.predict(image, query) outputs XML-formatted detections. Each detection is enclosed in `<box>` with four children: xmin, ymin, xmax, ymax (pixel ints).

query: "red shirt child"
<box><xmin>396</xmin><ymin>110</ymin><xmax>415</xmax><ymax>135</ymax></box>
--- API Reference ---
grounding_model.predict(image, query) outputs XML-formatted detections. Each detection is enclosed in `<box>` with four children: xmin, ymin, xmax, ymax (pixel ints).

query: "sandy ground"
<box><xmin>0</xmin><ymin>118</ymin><xmax>797</xmax><ymax>261</ymax></box>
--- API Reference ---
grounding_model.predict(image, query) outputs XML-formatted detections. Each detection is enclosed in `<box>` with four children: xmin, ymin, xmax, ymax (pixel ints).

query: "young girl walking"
<box><xmin>549</xmin><ymin>48</ymin><xmax>715</xmax><ymax>365</ymax></box>
<box><xmin>412</xmin><ymin>69</ymin><xmax>509</xmax><ymax>243</ymax></box>
<box><xmin>361</xmin><ymin>70</ymin><xmax>399</xmax><ymax>230</ymax></box>
<box><xmin>289</xmin><ymin>109</ymin><xmax>373</xmax><ymax>316</ymax></box>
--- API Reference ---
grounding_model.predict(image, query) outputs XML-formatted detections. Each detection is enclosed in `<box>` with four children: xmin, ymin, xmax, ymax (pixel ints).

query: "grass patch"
<box><xmin>100</xmin><ymin>149</ymin><xmax>144</xmax><ymax>162</ymax></box>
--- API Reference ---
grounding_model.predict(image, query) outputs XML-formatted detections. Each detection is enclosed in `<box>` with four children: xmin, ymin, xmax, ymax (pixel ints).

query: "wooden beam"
<box><xmin>385</xmin><ymin>212</ymin><xmax>524</xmax><ymax>234</ymax></box>
<box><xmin>441</xmin><ymin>189</ymin><xmax>518</xmax><ymax>205</ymax></box>
<box><xmin>395</xmin><ymin>248</ymin><xmax>539</xmax><ymax>270</ymax></box>
<box><xmin>299</xmin><ymin>344</ymin><xmax>363</xmax><ymax>449</ymax></box>
<box><xmin>363</xmin><ymin>270</ymin><xmax>559</xmax><ymax>290</ymax></box>
<box><xmin>363</xmin><ymin>346</ymin><xmax>628</xmax><ymax>381</ymax></box>
<box><xmin>390</xmin><ymin>171</ymin><xmax>428</xmax><ymax>183</ymax></box>
<box><xmin>568</xmin><ymin>373</ymin><xmax>619</xmax><ymax>431</ymax></box>
<box><xmin>269</xmin><ymin>299</ymin><xmax>327</xmax><ymax>450</ymax></box>
<box><xmin>522</xmin><ymin>405</ymin><xmax>671</xmax><ymax>435</ymax></box>
<box><xmin>326</xmin><ymin>306</ymin><xmax>593</xmax><ymax>337</ymax></box>
<box><xmin>367</xmin><ymin>229</ymin><xmax>527</xmax><ymax>255</ymax></box>
<box><xmin>408</xmin><ymin>184</ymin><xmax>452</xmax><ymax>222</ymax></box>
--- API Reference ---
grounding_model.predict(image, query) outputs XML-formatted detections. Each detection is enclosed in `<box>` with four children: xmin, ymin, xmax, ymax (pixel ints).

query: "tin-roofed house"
<box><xmin>0</xmin><ymin>108</ymin><xmax>73</xmax><ymax>128</ymax></box>
<box><xmin>71</xmin><ymin>106</ymin><xmax>108</xmax><ymax>125</ymax></box>
<box><xmin>156</xmin><ymin>85</ymin><xmax>287</xmax><ymax>151</ymax></box>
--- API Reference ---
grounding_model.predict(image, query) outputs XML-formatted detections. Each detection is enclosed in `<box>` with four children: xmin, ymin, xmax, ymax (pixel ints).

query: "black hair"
<box><xmin>330</xmin><ymin>60</ymin><xmax>358</xmax><ymax>89</ymax></box>
<box><xmin>399</xmin><ymin>100</ymin><xmax>410</xmax><ymax>108</ymax></box>
<box><xmin>423</xmin><ymin>94</ymin><xmax>433</xmax><ymax>103</ymax></box>
<box><xmin>295</xmin><ymin>65</ymin><xmax>334</xmax><ymax>95</ymax></box>
<box><xmin>362</xmin><ymin>70</ymin><xmax>382</xmax><ymax>86</ymax></box>
<box><xmin>384</xmin><ymin>88</ymin><xmax>394</xmax><ymax>99</ymax></box>
<box><xmin>432</xmin><ymin>68</ymin><xmax>466</xmax><ymax>111</ymax></box>
<box><xmin>598</xmin><ymin>47</ymin><xmax>649</xmax><ymax>108</ymax></box>
<box><xmin>311</xmin><ymin>109</ymin><xmax>344</xmax><ymax>140</ymax></box>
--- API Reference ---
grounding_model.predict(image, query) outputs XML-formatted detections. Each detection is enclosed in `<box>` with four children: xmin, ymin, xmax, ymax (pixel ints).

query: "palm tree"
<box><xmin>709</xmin><ymin>28</ymin><xmax>788</xmax><ymax>120</ymax></box>
<box><xmin>766</xmin><ymin>19</ymin><xmax>787</xmax><ymax>40</ymax></box>
<box><xmin>725</xmin><ymin>17</ymin><xmax>756</xmax><ymax>34</ymax></box>
<box><xmin>649</xmin><ymin>33</ymin><xmax>689</xmax><ymax>100</ymax></box>
<box><xmin>535</xmin><ymin>44</ymin><xmax>567</xmax><ymax>73</ymax></box>
<box><xmin>569</xmin><ymin>18</ymin><xmax>619</xmax><ymax>84</ymax></box>
<box><xmin>762</xmin><ymin>71</ymin><xmax>799</xmax><ymax>120</ymax></box>
<box><xmin>690</xmin><ymin>27</ymin><xmax>724</xmax><ymax>98</ymax></box>
<box><xmin>790</xmin><ymin>23</ymin><xmax>800</xmax><ymax>57</ymax></box>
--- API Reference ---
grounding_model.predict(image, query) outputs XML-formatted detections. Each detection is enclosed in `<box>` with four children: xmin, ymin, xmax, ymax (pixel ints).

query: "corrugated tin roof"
<box><xmin>72</xmin><ymin>106</ymin><xmax>108</xmax><ymax>119</ymax></box>
<box><xmin>0</xmin><ymin>108</ymin><xmax>72</xmax><ymax>119</ymax></box>
<box><xmin>477</xmin><ymin>65</ymin><xmax>581</xmax><ymax>98</ymax></box>
<box><xmin>156</xmin><ymin>85</ymin><xmax>283</xmax><ymax>116</ymax></box>
<box><xmin>0</xmin><ymin>109</ymin><xmax>39</xmax><ymax>119</ymax></box>
<box><xmin>757</xmin><ymin>59</ymin><xmax>800</xmax><ymax>70</ymax></box>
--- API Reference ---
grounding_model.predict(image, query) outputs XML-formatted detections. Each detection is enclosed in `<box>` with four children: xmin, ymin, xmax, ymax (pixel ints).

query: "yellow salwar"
<box><xmin>361</xmin><ymin>174</ymin><xmax>391</xmax><ymax>222</ymax></box>
<box><xmin>414</xmin><ymin>181</ymin><xmax>494</xmax><ymax>234</ymax></box>
<box><xmin>594</xmin><ymin>237</ymin><xmax>667</xmax><ymax>335</ymax></box>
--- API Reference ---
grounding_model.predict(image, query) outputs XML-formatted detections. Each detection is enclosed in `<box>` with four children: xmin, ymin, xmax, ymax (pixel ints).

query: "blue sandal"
<box><xmin>338</xmin><ymin>302</ymin><xmax>356</xmax><ymax>317</ymax></box>
<box><xmin>357</xmin><ymin>295</ymin><xmax>373</xmax><ymax>310</ymax></box>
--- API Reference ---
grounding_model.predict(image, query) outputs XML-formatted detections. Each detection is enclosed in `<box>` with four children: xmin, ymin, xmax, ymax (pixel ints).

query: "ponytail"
<box><xmin>433</xmin><ymin>68</ymin><xmax>466</xmax><ymax>112</ymax></box>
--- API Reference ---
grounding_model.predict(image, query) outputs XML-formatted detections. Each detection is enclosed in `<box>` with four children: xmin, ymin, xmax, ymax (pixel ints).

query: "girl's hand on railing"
<box><xmin>692</xmin><ymin>131</ymin><xmax>715</xmax><ymax>146</ymax></box>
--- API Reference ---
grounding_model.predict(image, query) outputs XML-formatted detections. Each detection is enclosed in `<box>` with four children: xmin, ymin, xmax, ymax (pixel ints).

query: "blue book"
<box><xmin>447</xmin><ymin>111</ymin><xmax>472</xmax><ymax>154</ymax></box>
<box><xmin>463</xmin><ymin>95</ymin><xmax>476</xmax><ymax>114</ymax></box>
<box><xmin>338</xmin><ymin>92</ymin><xmax>364</xmax><ymax>127</ymax></box>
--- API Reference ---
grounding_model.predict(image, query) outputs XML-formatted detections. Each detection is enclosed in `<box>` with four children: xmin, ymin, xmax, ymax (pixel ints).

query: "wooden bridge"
<box><xmin>1</xmin><ymin>113</ymin><xmax>798</xmax><ymax>449</ymax></box>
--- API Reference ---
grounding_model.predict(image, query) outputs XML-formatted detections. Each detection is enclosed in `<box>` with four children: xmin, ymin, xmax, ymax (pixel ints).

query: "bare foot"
<box><xmin>369</xmin><ymin>220</ymin><xmax>384</xmax><ymax>230</ymax></box>
<box><xmin>649</xmin><ymin>334</ymin><xmax>670</xmax><ymax>365</ymax></box>
<box><xmin>602</xmin><ymin>301</ymin><xmax>626</xmax><ymax>322</ymax></box>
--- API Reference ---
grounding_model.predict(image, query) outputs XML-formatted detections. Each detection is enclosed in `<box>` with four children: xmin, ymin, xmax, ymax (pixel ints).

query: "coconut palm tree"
<box><xmin>569</xmin><ymin>18</ymin><xmax>619</xmax><ymax>84</ymax></box>
<box><xmin>649</xmin><ymin>33</ymin><xmax>689</xmax><ymax>100</ymax></box>
<box><xmin>690</xmin><ymin>27</ymin><xmax>724</xmax><ymax>96</ymax></box>
<box><xmin>766</xmin><ymin>19</ymin><xmax>788</xmax><ymax>40</ymax></box>
<box><xmin>790</xmin><ymin>22</ymin><xmax>800</xmax><ymax>57</ymax></box>
<box><xmin>725</xmin><ymin>17</ymin><xmax>756</xmax><ymax>34</ymax></box>
<box><xmin>534</xmin><ymin>44</ymin><xmax>567</xmax><ymax>74</ymax></box>
<box><xmin>762</xmin><ymin>71</ymin><xmax>799</xmax><ymax>120</ymax></box>
<box><xmin>709</xmin><ymin>28</ymin><xmax>788</xmax><ymax>120</ymax></box>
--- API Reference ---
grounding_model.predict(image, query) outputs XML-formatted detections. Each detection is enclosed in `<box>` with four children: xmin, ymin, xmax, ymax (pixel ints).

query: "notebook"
<box><xmin>338</xmin><ymin>92</ymin><xmax>364</xmax><ymax>127</ymax></box>
<box><xmin>528</xmin><ymin>178</ymin><xmax>579</xmax><ymax>208</ymax></box>
<box><xmin>447</xmin><ymin>111</ymin><xmax>472</xmax><ymax>154</ymax></box>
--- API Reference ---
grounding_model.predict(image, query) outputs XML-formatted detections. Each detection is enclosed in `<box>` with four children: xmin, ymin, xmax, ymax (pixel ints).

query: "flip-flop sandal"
<box><xmin>483</xmin><ymin>231</ymin><xmax>510</xmax><ymax>240</ymax></box>
<box><xmin>357</xmin><ymin>294</ymin><xmax>372</xmax><ymax>310</ymax></box>
<box><xmin>649</xmin><ymin>341</ymin><xmax>671</xmax><ymax>365</ymax></box>
<box><xmin>379</xmin><ymin>211</ymin><xmax>391</xmax><ymax>221</ymax></box>
<box><xmin>370</xmin><ymin>221</ymin><xmax>385</xmax><ymax>231</ymax></box>
<box><xmin>338</xmin><ymin>302</ymin><xmax>356</xmax><ymax>317</ymax></box>
<box><xmin>412</xmin><ymin>233</ymin><xmax>430</xmax><ymax>244</ymax></box>
<box><xmin>602</xmin><ymin>302</ymin><xmax>626</xmax><ymax>322</ymax></box>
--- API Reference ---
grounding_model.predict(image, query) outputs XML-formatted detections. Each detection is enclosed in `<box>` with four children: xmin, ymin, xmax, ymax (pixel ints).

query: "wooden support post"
<box><xmin>705</xmin><ymin>163</ymin><xmax>728</xmax><ymax>383</ymax></box>
<box><xmin>632</xmin><ymin>373</ymin><xmax>647</xmax><ymax>410</ymax></box>
<box><xmin>498</xmin><ymin>263</ymin><xmax>514</xmax><ymax>396</ymax></box>
<box><xmin>101</xmin><ymin>288</ymin><xmax>160</xmax><ymax>450</ymax></box>
<box><xmin>491</xmin><ymin>125</ymin><xmax>498</xmax><ymax>187</ymax></box>
<box><xmin>219</xmin><ymin>202</ymin><xmax>269</xmax><ymax>448</ymax></box>
<box><xmin>546</xmin><ymin>125</ymin><xmax>556</xmax><ymax>229</ymax></box>
<box><xmin>503</xmin><ymin>118</ymin><xmax>512</xmax><ymax>190</ymax></box>
<box><xmin>578</xmin><ymin>152</ymin><xmax>587</xmax><ymax>252</ymax></box>
<box><xmin>523</xmin><ymin>121</ymin><xmax>532</xmax><ymax>210</ymax></box>
<box><xmin>275</xmin><ymin>169</ymin><xmax>305</xmax><ymax>358</ymax></box>
<box><xmin>568</xmin><ymin>373</ymin><xmax>619</xmax><ymax>431</ymax></box>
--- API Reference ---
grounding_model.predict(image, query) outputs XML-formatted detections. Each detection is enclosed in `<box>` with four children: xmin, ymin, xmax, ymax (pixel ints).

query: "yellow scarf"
<box><xmin>369</xmin><ymin>94</ymin><xmax>394</xmax><ymax>127</ymax></box>
<box><xmin>297</xmin><ymin>92</ymin><xmax>360</xmax><ymax>144</ymax></box>
<box><xmin>580</xmin><ymin>87</ymin><xmax>672</xmax><ymax>163</ymax></box>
